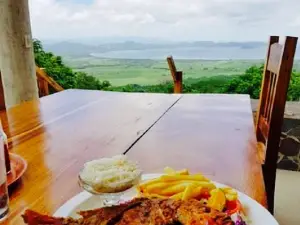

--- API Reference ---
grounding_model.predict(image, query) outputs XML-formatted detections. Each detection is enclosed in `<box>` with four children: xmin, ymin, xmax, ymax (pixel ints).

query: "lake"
<box><xmin>91</xmin><ymin>46</ymin><xmax>270</xmax><ymax>60</ymax></box>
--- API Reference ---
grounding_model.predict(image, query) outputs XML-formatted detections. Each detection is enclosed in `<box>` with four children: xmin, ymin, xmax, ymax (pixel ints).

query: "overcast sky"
<box><xmin>29</xmin><ymin>0</ymin><xmax>300</xmax><ymax>42</ymax></box>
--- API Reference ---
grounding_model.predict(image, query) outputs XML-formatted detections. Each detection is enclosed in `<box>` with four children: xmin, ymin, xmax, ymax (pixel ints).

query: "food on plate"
<box><xmin>22</xmin><ymin>197</ymin><xmax>237</xmax><ymax>225</ymax></box>
<box><xmin>164</xmin><ymin>167</ymin><xmax>189</xmax><ymax>175</ymax></box>
<box><xmin>207</xmin><ymin>189</ymin><xmax>226</xmax><ymax>211</ymax></box>
<box><xmin>79</xmin><ymin>155</ymin><xmax>142</xmax><ymax>193</ymax></box>
<box><xmin>137</xmin><ymin>167</ymin><xmax>240</xmax><ymax>214</ymax></box>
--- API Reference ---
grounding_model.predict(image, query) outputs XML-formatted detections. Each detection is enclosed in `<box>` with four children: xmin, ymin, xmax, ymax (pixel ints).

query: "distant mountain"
<box><xmin>43</xmin><ymin>41</ymin><xmax>268</xmax><ymax>59</ymax></box>
<box><xmin>43</xmin><ymin>41</ymin><xmax>95</xmax><ymax>56</ymax></box>
<box><xmin>41</xmin><ymin>36</ymin><xmax>171</xmax><ymax>45</ymax></box>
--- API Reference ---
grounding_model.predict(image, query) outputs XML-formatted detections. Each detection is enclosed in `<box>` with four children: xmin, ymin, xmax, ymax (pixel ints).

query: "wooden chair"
<box><xmin>256</xmin><ymin>36</ymin><xmax>298</xmax><ymax>214</ymax></box>
<box><xmin>167</xmin><ymin>56</ymin><xmax>183</xmax><ymax>93</ymax></box>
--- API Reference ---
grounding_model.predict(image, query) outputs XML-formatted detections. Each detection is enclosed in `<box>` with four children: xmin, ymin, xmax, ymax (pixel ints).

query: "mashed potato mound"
<box><xmin>80</xmin><ymin>155</ymin><xmax>142</xmax><ymax>193</ymax></box>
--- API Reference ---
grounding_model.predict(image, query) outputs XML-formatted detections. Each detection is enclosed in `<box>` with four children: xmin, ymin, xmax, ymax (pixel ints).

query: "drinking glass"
<box><xmin>0</xmin><ymin>135</ymin><xmax>9</xmax><ymax>221</ymax></box>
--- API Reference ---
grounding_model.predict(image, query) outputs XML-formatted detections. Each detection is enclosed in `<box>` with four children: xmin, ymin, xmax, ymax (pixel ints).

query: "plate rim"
<box><xmin>54</xmin><ymin>173</ymin><xmax>278</xmax><ymax>225</ymax></box>
<box><xmin>7</xmin><ymin>153</ymin><xmax>28</xmax><ymax>186</ymax></box>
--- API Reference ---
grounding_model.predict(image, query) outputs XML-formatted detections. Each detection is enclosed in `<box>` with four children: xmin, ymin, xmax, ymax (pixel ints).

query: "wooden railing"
<box><xmin>36</xmin><ymin>66</ymin><xmax>63</xmax><ymax>97</ymax></box>
<box><xmin>0</xmin><ymin>67</ymin><xmax>64</xmax><ymax>110</ymax></box>
<box><xmin>167</xmin><ymin>56</ymin><xmax>183</xmax><ymax>93</ymax></box>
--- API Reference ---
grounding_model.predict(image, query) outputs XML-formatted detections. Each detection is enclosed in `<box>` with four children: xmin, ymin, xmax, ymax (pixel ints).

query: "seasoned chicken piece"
<box><xmin>114</xmin><ymin>198</ymin><xmax>180</xmax><ymax>225</ymax></box>
<box><xmin>177</xmin><ymin>199</ymin><xmax>234</xmax><ymax>225</ymax></box>
<box><xmin>22</xmin><ymin>198</ymin><xmax>235</xmax><ymax>225</ymax></box>
<box><xmin>22</xmin><ymin>210</ymin><xmax>83</xmax><ymax>225</ymax></box>
<box><xmin>23</xmin><ymin>198</ymin><xmax>148</xmax><ymax>225</ymax></box>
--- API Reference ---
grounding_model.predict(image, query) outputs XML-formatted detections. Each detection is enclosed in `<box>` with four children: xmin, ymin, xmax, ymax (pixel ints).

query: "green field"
<box><xmin>63</xmin><ymin>57</ymin><xmax>300</xmax><ymax>86</ymax></box>
<box><xmin>63</xmin><ymin>57</ymin><xmax>268</xmax><ymax>86</ymax></box>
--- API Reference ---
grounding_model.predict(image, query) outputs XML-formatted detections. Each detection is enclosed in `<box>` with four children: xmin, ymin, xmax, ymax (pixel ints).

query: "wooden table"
<box><xmin>1</xmin><ymin>90</ymin><xmax>266</xmax><ymax>224</ymax></box>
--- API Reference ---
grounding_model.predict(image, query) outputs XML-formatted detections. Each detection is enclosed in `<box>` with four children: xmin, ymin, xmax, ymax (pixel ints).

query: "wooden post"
<box><xmin>174</xmin><ymin>71</ymin><xmax>183</xmax><ymax>93</ymax></box>
<box><xmin>167</xmin><ymin>56</ymin><xmax>183</xmax><ymax>93</ymax></box>
<box><xmin>0</xmin><ymin>0</ymin><xmax>39</xmax><ymax>108</ymax></box>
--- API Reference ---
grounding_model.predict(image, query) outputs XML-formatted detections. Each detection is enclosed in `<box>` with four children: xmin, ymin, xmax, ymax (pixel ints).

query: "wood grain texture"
<box><xmin>127</xmin><ymin>94</ymin><xmax>267</xmax><ymax>207</ymax></box>
<box><xmin>1</xmin><ymin>90</ymin><xmax>181</xmax><ymax>224</ymax></box>
<box><xmin>0</xmin><ymin>90</ymin><xmax>106</xmax><ymax>144</ymax></box>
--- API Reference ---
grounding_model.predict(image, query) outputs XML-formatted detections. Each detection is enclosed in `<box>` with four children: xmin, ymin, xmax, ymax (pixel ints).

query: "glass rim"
<box><xmin>78</xmin><ymin>169</ymin><xmax>142</xmax><ymax>195</ymax></box>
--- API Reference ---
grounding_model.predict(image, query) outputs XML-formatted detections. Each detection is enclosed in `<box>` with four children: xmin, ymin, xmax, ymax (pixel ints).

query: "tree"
<box><xmin>287</xmin><ymin>71</ymin><xmax>300</xmax><ymax>101</ymax></box>
<box><xmin>75</xmin><ymin>72</ymin><xmax>102</xmax><ymax>90</ymax></box>
<box><xmin>223</xmin><ymin>65</ymin><xmax>263</xmax><ymax>98</ymax></box>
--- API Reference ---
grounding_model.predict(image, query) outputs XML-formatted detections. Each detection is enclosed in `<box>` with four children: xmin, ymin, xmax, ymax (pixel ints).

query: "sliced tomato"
<box><xmin>203</xmin><ymin>215</ymin><xmax>215</xmax><ymax>225</ymax></box>
<box><xmin>207</xmin><ymin>218</ymin><xmax>215</xmax><ymax>225</ymax></box>
<box><xmin>225</xmin><ymin>200</ymin><xmax>242</xmax><ymax>215</ymax></box>
<box><xmin>200</xmin><ymin>189</ymin><xmax>211</xmax><ymax>199</ymax></box>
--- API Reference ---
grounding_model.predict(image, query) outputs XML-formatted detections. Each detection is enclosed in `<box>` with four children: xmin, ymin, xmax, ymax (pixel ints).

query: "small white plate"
<box><xmin>54</xmin><ymin>174</ymin><xmax>278</xmax><ymax>224</ymax></box>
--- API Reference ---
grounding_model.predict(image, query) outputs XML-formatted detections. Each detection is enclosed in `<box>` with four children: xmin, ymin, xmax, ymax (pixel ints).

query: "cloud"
<box><xmin>29</xmin><ymin>0</ymin><xmax>300</xmax><ymax>41</ymax></box>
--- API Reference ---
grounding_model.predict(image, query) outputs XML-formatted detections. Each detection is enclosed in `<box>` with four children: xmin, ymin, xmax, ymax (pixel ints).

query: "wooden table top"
<box><xmin>2</xmin><ymin>90</ymin><xmax>180</xmax><ymax>224</ymax></box>
<box><xmin>1</xmin><ymin>90</ymin><xmax>266</xmax><ymax>224</ymax></box>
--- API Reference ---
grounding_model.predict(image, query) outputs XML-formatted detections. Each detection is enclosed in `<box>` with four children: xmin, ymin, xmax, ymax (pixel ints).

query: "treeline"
<box><xmin>33</xmin><ymin>40</ymin><xmax>300</xmax><ymax>101</ymax></box>
<box><xmin>108</xmin><ymin>66</ymin><xmax>300</xmax><ymax>101</ymax></box>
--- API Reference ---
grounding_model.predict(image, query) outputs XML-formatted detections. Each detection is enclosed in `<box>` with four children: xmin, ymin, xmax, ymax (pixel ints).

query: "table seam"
<box><xmin>123</xmin><ymin>95</ymin><xmax>183</xmax><ymax>155</ymax></box>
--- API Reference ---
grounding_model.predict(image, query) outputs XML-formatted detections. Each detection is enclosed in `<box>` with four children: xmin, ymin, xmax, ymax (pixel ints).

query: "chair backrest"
<box><xmin>256</xmin><ymin>36</ymin><xmax>298</xmax><ymax>163</ymax></box>
<box><xmin>256</xmin><ymin>36</ymin><xmax>298</xmax><ymax>213</ymax></box>
<box><xmin>167</xmin><ymin>56</ymin><xmax>183</xmax><ymax>93</ymax></box>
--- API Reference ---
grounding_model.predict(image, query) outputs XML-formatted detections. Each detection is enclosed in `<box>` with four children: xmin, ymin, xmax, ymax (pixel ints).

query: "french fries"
<box><xmin>182</xmin><ymin>184</ymin><xmax>197</xmax><ymax>200</ymax></box>
<box><xmin>164</xmin><ymin>167</ymin><xmax>189</xmax><ymax>175</ymax></box>
<box><xmin>144</xmin><ymin>182</ymin><xmax>172</xmax><ymax>194</ymax></box>
<box><xmin>164</xmin><ymin>167</ymin><xmax>176</xmax><ymax>174</ymax></box>
<box><xmin>170</xmin><ymin>192</ymin><xmax>183</xmax><ymax>200</ymax></box>
<box><xmin>160</xmin><ymin>174</ymin><xmax>209</xmax><ymax>182</ymax></box>
<box><xmin>138</xmin><ymin>167</ymin><xmax>240</xmax><ymax>212</ymax></box>
<box><xmin>161</xmin><ymin>182</ymin><xmax>190</xmax><ymax>195</ymax></box>
<box><xmin>138</xmin><ymin>167</ymin><xmax>218</xmax><ymax>201</ymax></box>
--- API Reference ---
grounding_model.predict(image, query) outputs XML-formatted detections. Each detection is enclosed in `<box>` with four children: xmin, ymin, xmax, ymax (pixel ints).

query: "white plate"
<box><xmin>54</xmin><ymin>174</ymin><xmax>278</xmax><ymax>224</ymax></box>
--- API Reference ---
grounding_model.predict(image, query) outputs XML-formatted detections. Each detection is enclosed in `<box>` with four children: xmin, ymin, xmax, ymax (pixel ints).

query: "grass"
<box><xmin>63</xmin><ymin>57</ymin><xmax>300</xmax><ymax>86</ymax></box>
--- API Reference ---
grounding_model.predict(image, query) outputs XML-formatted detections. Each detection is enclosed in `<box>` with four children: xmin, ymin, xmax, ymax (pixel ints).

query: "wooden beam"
<box><xmin>0</xmin><ymin>0</ymin><xmax>39</xmax><ymax>108</ymax></box>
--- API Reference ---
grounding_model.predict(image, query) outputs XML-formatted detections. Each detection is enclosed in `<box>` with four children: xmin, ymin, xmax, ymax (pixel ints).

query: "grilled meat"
<box><xmin>22</xmin><ymin>198</ymin><xmax>234</xmax><ymax>225</ymax></box>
